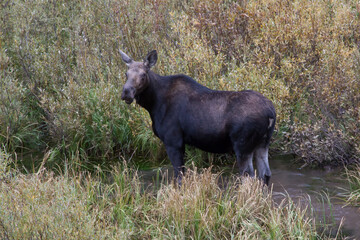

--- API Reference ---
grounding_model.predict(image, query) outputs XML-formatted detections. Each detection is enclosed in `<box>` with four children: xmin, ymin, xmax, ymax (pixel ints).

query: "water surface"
<box><xmin>270</xmin><ymin>156</ymin><xmax>360</xmax><ymax>239</ymax></box>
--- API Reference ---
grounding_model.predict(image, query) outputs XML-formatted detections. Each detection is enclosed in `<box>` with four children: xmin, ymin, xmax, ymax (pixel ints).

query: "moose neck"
<box><xmin>135</xmin><ymin>71</ymin><xmax>164</xmax><ymax>114</ymax></box>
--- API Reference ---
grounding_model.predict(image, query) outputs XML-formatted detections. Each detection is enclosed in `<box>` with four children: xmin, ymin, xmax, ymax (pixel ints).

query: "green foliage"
<box><xmin>0</xmin><ymin>61</ymin><xmax>45</xmax><ymax>154</ymax></box>
<box><xmin>0</xmin><ymin>0</ymin><xmax>359</xmax><ymax>167</ymax></box>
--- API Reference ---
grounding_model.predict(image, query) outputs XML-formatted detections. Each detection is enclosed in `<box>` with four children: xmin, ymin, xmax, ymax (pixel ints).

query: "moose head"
<box><xmin>119</xmin><ymin>50</ymin><xmax>157</xmax><ymax>104</ymax></box>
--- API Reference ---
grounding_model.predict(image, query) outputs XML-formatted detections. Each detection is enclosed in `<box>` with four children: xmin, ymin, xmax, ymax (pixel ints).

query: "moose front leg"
<box><xmin>165</xmin><ymin>145</ymin><xmax>185</xmax><ymax>185</ymax></box>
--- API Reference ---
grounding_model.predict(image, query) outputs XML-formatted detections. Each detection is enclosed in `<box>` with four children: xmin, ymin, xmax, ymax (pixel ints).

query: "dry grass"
<box><xmin>0</xmin><ymin>150</ymin><xmax>324</xmax><ymax>239</ymax></box>
<box><xmin>345</xmin><ymin>166</ymin><xmax>360</xmax><ymax>207</ymax></box>
<box><xmin>155</xmin><ymin>168</ymin><xmax>318</xmax><ymax>239</ymax></box>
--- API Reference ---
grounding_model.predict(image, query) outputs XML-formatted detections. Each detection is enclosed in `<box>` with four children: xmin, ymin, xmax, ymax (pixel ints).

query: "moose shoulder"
<box><xmin>120</xmin><ymin>50</ymin><xmax>276</xmax><ymax>185</ymax></box>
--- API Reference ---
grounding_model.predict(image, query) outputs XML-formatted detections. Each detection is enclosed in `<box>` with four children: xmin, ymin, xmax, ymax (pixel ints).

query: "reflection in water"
<box><xmin>139</xmin><ymin>156</ymin><xmax>360</xmax><ymax>239</ymax></box>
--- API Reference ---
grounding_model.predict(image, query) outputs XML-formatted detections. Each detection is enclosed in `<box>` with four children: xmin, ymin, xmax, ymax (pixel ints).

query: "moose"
<box><xmin>120</xmin><ymin>50</ymin><xmax>276</xmax><ymax>185</ymax></box>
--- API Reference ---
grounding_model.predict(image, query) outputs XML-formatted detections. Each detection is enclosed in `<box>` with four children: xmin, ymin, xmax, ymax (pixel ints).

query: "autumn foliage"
<box><xmin>1</xmin><ymin>0</ymin><xmax>359</xmax><ymax>167</ymax></box>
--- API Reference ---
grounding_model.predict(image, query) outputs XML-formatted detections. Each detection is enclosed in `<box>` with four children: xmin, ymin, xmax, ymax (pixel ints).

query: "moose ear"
<box><xmin>119</xmin><ymin>50</ymin><xmax>133</xmax><ymax>66</ymax></box>
<box><xmin>144</xmin><ymin>50</ymin><xmax>157</xmax><ymax>69</ymax></box>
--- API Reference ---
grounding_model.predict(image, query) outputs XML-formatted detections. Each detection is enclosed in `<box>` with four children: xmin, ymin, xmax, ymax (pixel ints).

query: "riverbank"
<box><xmin>1</xmin><ymin>0</ymin><xmax>359</xmax><ymax>237</ymax></box>
<box><xmin>1</xmin><ymin>150</ymin><xmax>341</xmax><ymax>239</ymax></box>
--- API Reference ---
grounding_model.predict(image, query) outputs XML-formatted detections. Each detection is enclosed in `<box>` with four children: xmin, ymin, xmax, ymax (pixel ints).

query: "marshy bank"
<box><xmin>138</xmin><ymin>155</ymin><xmax>360</xmax><ymax>239</ymax></box>
<box><xmin>1</xmin><ymin>0</ymin><xmax>360</xmax><ymax>238</ymax></box>
<box><xmin>0</xmin><ymin>150</ymin><xmax>349</xmax><ymax>240</ymax></box>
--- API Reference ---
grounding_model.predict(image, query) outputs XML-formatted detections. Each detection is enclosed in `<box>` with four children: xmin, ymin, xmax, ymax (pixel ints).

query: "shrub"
<box><xmin>0</xmin><ymin>0</ymin><xmax>359</xmax><ymax>167</ymax></box>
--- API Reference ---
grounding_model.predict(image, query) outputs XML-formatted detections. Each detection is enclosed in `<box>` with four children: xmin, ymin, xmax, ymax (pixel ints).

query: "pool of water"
<box><xmin>270</xmin><ymin>156</ymin><xmax>360</xmax><ymax>239</ymax></box>
<box><xmin>139</xmin><ymin>156</ymin><xmax>360</xmax><ymax>239</ymax></box>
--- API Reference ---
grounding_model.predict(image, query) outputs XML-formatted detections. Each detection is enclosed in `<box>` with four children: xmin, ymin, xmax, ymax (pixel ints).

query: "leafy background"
<box><xmin>1</xmin><ymin>0</ymin><xmax>359</xmax><ymax>169</ymax></box>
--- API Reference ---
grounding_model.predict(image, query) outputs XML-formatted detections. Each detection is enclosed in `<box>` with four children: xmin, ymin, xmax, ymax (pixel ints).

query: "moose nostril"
<box><xmin>121</xmin><ymin>91</ymin><xmax>126</xmax><ymax>100</ymax></box>
<box><xmin>121</xmin><ymin>88</ymin><xmax>129</xmax><ymax>98</ymax></box>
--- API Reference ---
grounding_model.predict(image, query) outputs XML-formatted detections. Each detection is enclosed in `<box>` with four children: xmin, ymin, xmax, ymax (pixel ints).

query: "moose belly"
<box><xmin>184</xmin><ymin>132</ymin><xmax>233</xmax><ymax>154</ymax></box>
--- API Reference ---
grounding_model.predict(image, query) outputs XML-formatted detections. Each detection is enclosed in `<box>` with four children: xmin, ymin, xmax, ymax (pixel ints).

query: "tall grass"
<box><xmin>0</xmin><ymin>149</ymin><xmax>326</xmax><ymax>239</ymax></box>
<box><xmin>1</xmin><ymin>0</ymin><xmax>359</xmax><ymax>167</ymax></box>
<box><xmin>345</xmin><ymin>166</ymin><xmax>360</xmax><ymax>206</ymax></box>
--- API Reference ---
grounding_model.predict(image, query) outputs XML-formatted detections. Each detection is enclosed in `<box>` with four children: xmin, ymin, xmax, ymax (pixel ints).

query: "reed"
<box><xmin>345</xmin><ymin>166</ymin><xmax>360</xmax><ymax>207</ymax></box>
<box><xmin>0</xmin><ymin>149</ymin><xmax>327</xmax><ymax>239</ymax></box>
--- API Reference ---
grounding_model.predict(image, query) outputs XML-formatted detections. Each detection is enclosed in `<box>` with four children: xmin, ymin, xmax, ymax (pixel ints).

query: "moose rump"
<box><xmin>120</xmin><ymin>50</ymin><xmax>276</xmax><ymax>185</ymax></box>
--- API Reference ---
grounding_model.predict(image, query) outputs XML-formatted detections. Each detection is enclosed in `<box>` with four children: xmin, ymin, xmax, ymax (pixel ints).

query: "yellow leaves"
<box><xmin>2</xmin><ymin>0</ymin><xmax>359</xmax><ymax>164</ymax></box>
<box><xmin>218</xmin><ymin>77</ymin><xmax>225</xmax><ymax>89</ymax></box>
<box><xmin>163</xmin><ymin>12</ymin><xmax>225</xmax><ymax>88</ymax></box>
<box><xmin>192</xmin><ymin>19</ymin><xmax>201</xmax><ymax>27</ymax></box>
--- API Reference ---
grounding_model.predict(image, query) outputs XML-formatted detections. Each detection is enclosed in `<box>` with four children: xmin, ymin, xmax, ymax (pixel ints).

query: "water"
<box><xmin>270</xmin><ymin>155</ymin><xmax>360</xmax><ymax>239</ymax></box>
<box><xmin>139</xmin><ymin>156</ymin><xmax>360</xmax><ymax>239</ymax></box>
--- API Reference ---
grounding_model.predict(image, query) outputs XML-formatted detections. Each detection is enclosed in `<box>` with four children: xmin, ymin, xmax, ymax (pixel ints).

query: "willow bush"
<box><xmin>0</xmin><ymin>0</ymin><xmax>359</xmax><ymax>168</ymax></box>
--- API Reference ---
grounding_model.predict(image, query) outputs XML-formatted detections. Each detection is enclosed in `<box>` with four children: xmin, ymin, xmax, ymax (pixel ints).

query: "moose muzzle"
<box><xmin>121</xmin><ymin>86</ymin><xmax>135</xmax><ymax>104</ymax></box>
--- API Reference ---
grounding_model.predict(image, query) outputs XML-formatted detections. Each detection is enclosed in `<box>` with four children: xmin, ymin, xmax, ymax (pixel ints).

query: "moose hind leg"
<box><xmin>235</xmin><ymin>152</ymin><xmax>255</xmax><ymax>177</ymax></box>
<box><xmin>254</xmin><ymin>146</ymin><xmax>271</xmax><ymax>185</ymax></box>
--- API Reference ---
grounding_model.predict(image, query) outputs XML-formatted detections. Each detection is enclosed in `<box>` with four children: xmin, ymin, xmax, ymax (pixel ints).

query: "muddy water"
<box><xmin>139</xmin><ymin>156</ymin><xmax>360</xmax><ymax>239</ymax></box>
<box><xmin>270</xmin><ymin>155</ymin><xmax>360</xmax><ymax>239</ymax></box>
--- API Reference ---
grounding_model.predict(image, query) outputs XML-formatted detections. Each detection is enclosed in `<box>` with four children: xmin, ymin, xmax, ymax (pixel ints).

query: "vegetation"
<box><xmin>1</xmin><ymin>0</ymin><xmax>359</xmax><ymax>168</ymax></box>
<box><xmin>1</xmin><ymin>149</ymin><xmax>334</xmax><ymax>239</ymax></box>
<box><xmin>0</xmin><ymin>0</ymin><xmax>359</xmax><ymax>237</ymax></box>
<box><xmin>345</xmin><ymin>166</ymin><xmax>360</xmax><ymax>206</ymax></box>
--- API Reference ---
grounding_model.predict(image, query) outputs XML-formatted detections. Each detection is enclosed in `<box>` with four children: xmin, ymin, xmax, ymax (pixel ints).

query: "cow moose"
<box><xmin>120</xmin><ymin>50</ymin><xmax>276</xmax><ymax>185</ymax></box>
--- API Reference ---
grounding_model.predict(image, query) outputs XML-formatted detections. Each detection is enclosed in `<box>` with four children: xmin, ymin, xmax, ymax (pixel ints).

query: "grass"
<box><xmin>0</xmin><ymin>149</ymin><xmax>330</xmax><ymax>240</ymax></box>
<box><xmin>345</xmin><ymin>166</ymin><xmax>360</xmax><ymax>207</ymax></box>
<box><xmin>0</xmin><ymin>0</ymin><xmax>359</xmax><ymax>237</ymax></box>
